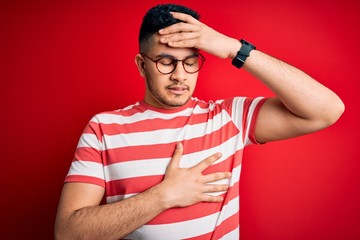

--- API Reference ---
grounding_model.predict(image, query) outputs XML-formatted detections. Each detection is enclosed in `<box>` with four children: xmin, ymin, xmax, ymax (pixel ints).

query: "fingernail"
<box><xmin>176</xmin><ymin>142</ymin><xmax>183</xmax><ymax>149</ymax></box>
<box><xmin>217</xmin><ymin>153</ymin><xmax>222</xmax><ymax>157</ymax></box>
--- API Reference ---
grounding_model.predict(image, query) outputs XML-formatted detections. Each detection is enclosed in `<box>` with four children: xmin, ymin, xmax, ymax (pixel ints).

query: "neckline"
<box><xmin>138</xmin><ymin>98</ymin><xmax>196</xmax><ymax>114</ymax></box>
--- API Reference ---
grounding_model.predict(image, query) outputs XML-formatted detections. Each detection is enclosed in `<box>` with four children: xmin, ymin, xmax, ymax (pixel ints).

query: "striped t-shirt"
<box><xmin>65</xmin><ymin>96</ymin><xmax>266</xmax><ymax>239</ymax></box>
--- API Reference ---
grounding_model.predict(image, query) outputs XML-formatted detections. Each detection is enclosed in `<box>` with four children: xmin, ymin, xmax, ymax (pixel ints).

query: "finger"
<box><xmin>203</xmin><ymin>172</ymin><xmax>231</xmax><ymax>183</ymax></box>
<box><xmin>166</xmin><ymin>39</ymin><xmax>198</xmax><ymax>48</ymax></box>
<box><xmin>200</xmin><ymin>194</ymin><xmax>223</xmax><ymax>203</ymax></box>
<box><xmin>160</xmin><ymin>32</ymin><xmax>200</xmax><ymax>44</ymax></box>
<box><xmin>193</xmin><ymin>152</ymin><xmax>222</xmax><ymax>172</ymax></box>
<box><xmin>159</xmin><ymin>22</ymin><xmax>200</xmax><ymax>35</ymax></box>
<box><xmin>167</xmin><ymin>142</ymin><xmax>183</xmax><ymax>171</ymax></box>
<box><xmin>170</xmin><ymin>12</ymin><xmax>201</xmax><ymax>25</ymax></box>
<box><xmin>203</xmin><ymin>183</ymin><xmax>229</xmax><ymax>193</ymax></box>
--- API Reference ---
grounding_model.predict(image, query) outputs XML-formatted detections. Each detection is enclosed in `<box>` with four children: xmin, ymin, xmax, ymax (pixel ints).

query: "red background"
<box><xmin>1</xmin><ymin>0</ymin><xmax>359</xmax><ymax>239</ymax></box>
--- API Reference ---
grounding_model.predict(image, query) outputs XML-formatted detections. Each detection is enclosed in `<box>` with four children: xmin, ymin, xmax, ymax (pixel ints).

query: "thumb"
<box><xmin>167</xmin><ymin>142</ymin><xmax>183</xmax><ymax>171</ymax></box>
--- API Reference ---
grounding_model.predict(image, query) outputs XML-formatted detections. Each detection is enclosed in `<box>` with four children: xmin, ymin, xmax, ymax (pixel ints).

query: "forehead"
<box><xmin>146</xmin><ymin>34</ymin><xmax>198</xmax><ymax>58</ymax></box>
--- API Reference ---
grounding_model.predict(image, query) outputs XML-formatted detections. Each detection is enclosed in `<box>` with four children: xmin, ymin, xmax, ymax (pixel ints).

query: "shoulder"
<box><xmin>89</xmin><ymin>102</ymin><xmax>143</xmax><ymax>124</ymax></box>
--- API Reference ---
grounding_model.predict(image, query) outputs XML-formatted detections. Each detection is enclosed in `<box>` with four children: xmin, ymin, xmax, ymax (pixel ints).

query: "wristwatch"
<box><xmin>232</xmin><ymin>39</ymin><xmax>256</xmax><ymax>68</ymax></box>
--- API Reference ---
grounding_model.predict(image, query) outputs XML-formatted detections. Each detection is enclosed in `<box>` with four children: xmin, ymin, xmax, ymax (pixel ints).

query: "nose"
<box><xmin>170</xmin><ymin>62</ymin><xmax>187</xmax><ymax>82</ymax></box>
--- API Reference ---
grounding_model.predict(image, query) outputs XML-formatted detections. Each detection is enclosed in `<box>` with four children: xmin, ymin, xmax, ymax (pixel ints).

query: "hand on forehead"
<box><xmin>159</xmin><ymin>12</ymin><xmax>202</xmax><ymax>34</ymax></box>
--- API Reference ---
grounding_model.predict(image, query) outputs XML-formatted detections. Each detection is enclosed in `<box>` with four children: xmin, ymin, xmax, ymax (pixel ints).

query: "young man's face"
<box><xmin>140</xmin><ymin>34</ymin><xmax>199</xmax><ymax>109</ymax></box>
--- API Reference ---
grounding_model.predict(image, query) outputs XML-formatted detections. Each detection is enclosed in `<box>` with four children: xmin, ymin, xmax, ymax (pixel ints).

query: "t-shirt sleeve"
<box><xmin>222</xmin><ymin>97</ymin><xmax>267</xmax><ymax>146</ymax></box>
<box><xmin>64</xmin><ymin>115</ymin><xmax>106</xmax><ymax>187</ymax></box>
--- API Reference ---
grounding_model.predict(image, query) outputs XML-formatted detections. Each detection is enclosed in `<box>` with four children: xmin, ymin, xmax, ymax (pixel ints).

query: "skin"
<box><xmin>136</xmin><ymin>34</ymin><xmax>199</xmax><ymax>109</ymax></box>
<box><xmin>55</xmin><ymin>11</ymin><xmax>344</xmax><ymax>240</ymax></box>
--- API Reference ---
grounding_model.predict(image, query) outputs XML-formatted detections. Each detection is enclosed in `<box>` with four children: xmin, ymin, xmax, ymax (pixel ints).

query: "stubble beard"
<box><xmin>145</xmin><ymin>73</ymin><xmax>191</xmax><ymax>108</ymax></box>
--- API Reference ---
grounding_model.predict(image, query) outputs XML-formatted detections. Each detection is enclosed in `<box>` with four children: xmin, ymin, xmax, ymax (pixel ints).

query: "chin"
<box><xmin>159</xmin><ymin>97</ymin><xmax>188</xmax><ymax>108</ymax></box>
<box><xmin>170</xmin><ymin>98</ymin><xmax>190</xmax><ymax>107</ymax></box>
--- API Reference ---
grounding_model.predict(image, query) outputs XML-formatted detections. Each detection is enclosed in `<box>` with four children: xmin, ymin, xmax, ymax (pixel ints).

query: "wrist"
<box><xmin>231</xmin><ymin>39</ymin><xmax>256</xmax><ymax>68</ymax></box>
<box><xmin>229</xmin><ymin>38</ymin><xmax>242</xmax><ymax>59</ymax></box>
<box><xmin>150</xmin><ymin>180</ymin><xmax>174</xmax><ymax>210</ymax></box>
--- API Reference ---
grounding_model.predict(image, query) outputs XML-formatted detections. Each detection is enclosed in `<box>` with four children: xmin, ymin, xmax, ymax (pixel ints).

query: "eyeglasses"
<box><xmin>140</xmin><ymin>52</ymin><xmax>205</xmax><ymax>75</ymax></box>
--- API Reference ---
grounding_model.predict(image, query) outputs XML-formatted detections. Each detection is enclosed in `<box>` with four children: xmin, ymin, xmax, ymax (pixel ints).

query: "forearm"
<box><xmin>55</xmin><ymin>145</ymin><xmax>230</xmax><ymax>240</ymax></box>
<box><xmin>55</xmin><ymin>185</ymin><xmax>166</xmax><ymax>240</ymax></box>
<box><xmin>243</xmin><ymin>49</ymin><xmax>344</xmax><ymax>124</ymax></box>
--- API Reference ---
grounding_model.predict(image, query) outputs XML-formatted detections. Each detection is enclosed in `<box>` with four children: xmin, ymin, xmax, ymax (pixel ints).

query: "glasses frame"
<box><xmin>140</xmin><ymin>52</ymin><xmax>206</xmax><ymax>75</ymax></box>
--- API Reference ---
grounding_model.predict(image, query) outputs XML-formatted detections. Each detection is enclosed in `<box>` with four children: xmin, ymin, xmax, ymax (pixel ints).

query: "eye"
<box><xmin>184</xmin><ymin>57</ymin><xmax>198</xmax><ymax>67</ymax></box>
<box><xmin>158</xmin><ymin>57</ymin><xmax>175</xmax><ymax>66</ymax></box>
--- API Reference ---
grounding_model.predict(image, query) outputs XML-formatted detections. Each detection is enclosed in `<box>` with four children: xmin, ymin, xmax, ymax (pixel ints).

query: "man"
<box><xmin>55</xmin><ymin>4</ymin><xmax>344</xmax><ymax>240</ymax></box>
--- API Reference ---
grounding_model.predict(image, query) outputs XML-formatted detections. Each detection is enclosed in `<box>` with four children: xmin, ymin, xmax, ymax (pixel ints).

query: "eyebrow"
<box><xmin>155</xmin><ymin>53</ymin><xmax>199</xmax><ymax>60</ymax></box>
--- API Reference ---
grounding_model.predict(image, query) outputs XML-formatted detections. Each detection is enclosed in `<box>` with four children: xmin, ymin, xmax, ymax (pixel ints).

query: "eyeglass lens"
<box><xmin>157</xmin><ymin>56</ymin><xmax>203</xmax><ymax>74</ymax></box>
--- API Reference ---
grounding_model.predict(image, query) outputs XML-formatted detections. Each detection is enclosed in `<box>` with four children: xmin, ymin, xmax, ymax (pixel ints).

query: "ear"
<box><xmin>135</xmin><ymin>54</ymin><xmax>146</xmax><ymax>77</ymax></box>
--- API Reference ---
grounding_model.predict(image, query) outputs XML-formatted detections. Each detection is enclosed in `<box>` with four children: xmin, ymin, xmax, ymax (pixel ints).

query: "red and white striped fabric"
<box><xmin>65</xmin><ymin>96</ymin><xmax>266</xmax><ymax>239</ymax></box>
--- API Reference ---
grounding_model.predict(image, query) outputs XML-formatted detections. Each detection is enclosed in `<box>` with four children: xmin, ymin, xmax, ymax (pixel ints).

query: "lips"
<box><xmin>166</xmin><ymin>85</ymin><xmax>189</xmax><ymax>94</ymax></box>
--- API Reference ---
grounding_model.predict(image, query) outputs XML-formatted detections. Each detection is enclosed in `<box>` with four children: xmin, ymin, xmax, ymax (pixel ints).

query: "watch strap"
<box><xmin>232</xmin><ymin>39</ymin><xmax>256</xmax><ymax>68</ymax></box>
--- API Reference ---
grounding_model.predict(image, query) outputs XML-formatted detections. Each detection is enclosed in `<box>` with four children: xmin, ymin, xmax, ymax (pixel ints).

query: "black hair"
<box><xmin>139</xmin><ymin>4</ymin><xmax>200</xmax><ymax>51</ymax></box>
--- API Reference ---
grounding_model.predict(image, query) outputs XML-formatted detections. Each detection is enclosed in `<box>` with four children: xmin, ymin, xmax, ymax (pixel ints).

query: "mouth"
<box><xmin>166</xmin><ymin>85</ymin><xmax>189</xmax><ymax>95</ymax></box>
